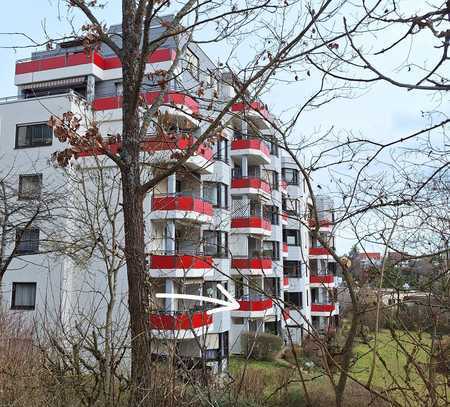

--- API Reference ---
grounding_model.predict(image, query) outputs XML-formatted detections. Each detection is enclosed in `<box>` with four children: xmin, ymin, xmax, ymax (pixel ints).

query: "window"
<box><xmin>284</xmin><ymin>261</ymin><xmax>302</xmax><ymax>276</ymax></box>
<box><xmin>282</xmin><ymin>168</ymin><xmax>299</xmax><ymax>185</ymax></box>
<box><xmin>16</xmin><ymin>123</ymin><xmax>53</xmax><ymax>148</ymax></box>
<box><xmin>265</xmin><ymin>205</ymin><xmax>279</xmax><ymax>225</ymax></box>
<box><xmin>263</xmin><ymin>241</ymin><xmax>280</xmax><ymax>260</ymax></box>
<box><xmin>265</xmin><ymin>170</ymin><xmax>279</xmax><ymax>191</ymax></box>
<box><xmin>268</xmin><ymin>137</ymin><xmax>279</xmax><ymax>156</ymax></box>
<box><xmin>215</xmin><ymin>137</ymin><xmax>229</xmax><ymax>163</ymax></box>
<box><xmin>15</xmin><ymin>228</ymin><xmax>40</xmax><ymax>255</ymax></box>
<box><xmin>185</xmin><ymin>48</ymin><xmax>200</xmax><ymax>80</ymax></box>
<box><xmin>285</xmin><ymin>229</ymin><xmax>300</xmax><ymax>246</ymax></box>
<box><xmin>203</xmin><ymin>231</ymin><xmax>228</xmax><ymax>258</ymax></box>
<box><xmin>11</xmin><ymin>282</ymin><xmax>37</xmax><ymax>310</ymax></box>
<box><xmin>18</xmin><ymin>174</ymin><xmax>42</xmax><ymax>200</ymax></box>
<box><xmin>115</xmin><ymin>82</ymin><xmax>123</xmax><ymax>96</ymax></box>
<box><xmin>284</xmin><ymin>291</ymin><xmax>303</xmax><ymax>308</ymax></box>
<box><xmin>203</xmin><ymin>182</ymin><xmax>228</xmax><ymax>209</ymax></box>
<box><xmin>282</xmin><ymin>198</ymin><xmax>299</xmax><ymax>215</ymax></box>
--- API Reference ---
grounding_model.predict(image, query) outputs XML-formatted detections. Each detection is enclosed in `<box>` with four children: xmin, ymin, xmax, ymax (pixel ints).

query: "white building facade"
<box><xmin>0</xmin><ymin>21</ymin><xmax>339</xmax><ymax>372</ymax></box>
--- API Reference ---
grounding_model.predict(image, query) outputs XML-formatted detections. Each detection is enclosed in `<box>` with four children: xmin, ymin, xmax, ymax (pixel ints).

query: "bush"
<box><xmin>282</xmin><ymin>344</ymin><xmax>303</xmax><ymax>365</ymax></box>
<box><xmin>241</xmin><ymin>332</ymin><xmax>283</xmax><ymax>361</ymax></box>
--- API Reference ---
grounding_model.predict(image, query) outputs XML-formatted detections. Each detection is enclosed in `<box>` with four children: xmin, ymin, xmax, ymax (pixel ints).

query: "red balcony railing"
<box><xmin>231</xmin><ymin>177</ymin><xmax>271</xmax><ymax>194</ymax></box>
<box><xmin>77</xmin><ymin>133</ymin><xmax>213</xmax><ymax>161</ymax></box>
<box><xmin>283</xmin><ymin>276</ymin><xmax>289</xmax><ymax>287</ymax></box>
<box><xmin>152</xmin><ymin>194</ymin><xmax>213</xmax><ymax>216</ymax></box>
<box><xmin>310</xmin><ymin>275</ymin><xmax>334</xmax><ymax>284</ymax></box>
<box><xmin>231</xmin><ymin>101</ymin><xmax>269</xmax><ymax>120</ymax></box>
<box><xmin>149</xmin><ymin>310</ymin><xmax>212</xmax><ymax>330</ymax></box>
<box><xmin>237</xmin><ymin>296</ymin><xmax>273</xmax><ymax>311</ymax></box>
<box><xmin>282</xmin><ymin>308</ymin><xmax>290</xmax><ymax>320</ymax></box>
<box><xmin>282</xmin><ymin>212</ymin><xmax>288</xmax><ymax>222</ymax></box>
<box><xmin>148</xmin><ymin>254</ymin><xmax>213</xmax><ymax>269</ymax></box>
<box><xmin>231</xmin><ymin>217</ymin><xmax>272</xmax><ymax>232</ymax></box>
<box><xmin>283</xmin><ymin>243</ymin><xmax>288</xmax><ymax>253</ymax></box>
<box><xmin>231</xmin><ymin>139</ymin><xmax>270</xmax><ymax>157</ymax></box>
<box><xmin>16</xmin><ymin>48</ymin><xmax>175</xmax><ymax>75</ymax></box>
<box><xmin>309</xmin><ymin>247</ymin><xmax>333</xmax><ymax>256</ymax></box>
<box><xmin>311</xmin><ymin>303</ymin><xmax>335</xmax><ymax>313</ymax></box>
<box><xmin>92</xmin><ymin>91</ymin><xmax>199</xmax><ymax>112</ymax></box>
<box><xmin>231</xmin><ymin>258</ymin><xmax>272</xmax><ymax>270</ymax></box>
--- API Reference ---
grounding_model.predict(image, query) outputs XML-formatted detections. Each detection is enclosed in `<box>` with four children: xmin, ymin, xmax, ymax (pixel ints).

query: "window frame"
<box><xmin>203</xmin><ymin>230</ymin><xmax>229</xmax><ymax>258</ymax></box>
<box><xmin>263</xmin><ymin>240</ymin><xmax>280</xmax><ymax>260</ymax></box>
<box><xmin>284</xmin><ymin>260</ymin><xmax>302</xmax><ymax>277</ymax></box>
<box><xmin>214</xmin><ymin>137</ymin><xmax>229</xmax><ymax>164</ymax></box>
<box><xmin>285</xmin><ymin>229</ymin><xmax>300</xmax><ymax>246</ymax></box>
<box><xmin>15</xmin><ymin>228</ymin><xmax>40</xmax><ymax>255</ymax></box>
<box><xmin>18</xmin><ymin>173</ymin><xmax>43</xmax><ymax>200</ymax></box>
<box><xmin>282</xmin><ymin>168</ymin><xmax>299</xmax><ymax>186</ymax></box>
<box><xmin>11</xmin><ymin>282</ymin><xmax>37</xmax><ymax>310</ymax></box>
<box><xmin>284</xmin><ymin>291</ymin><xmax>303</xmax><ymax>308</ymax></box>
<box><xmin>15</xmin><ymin>123</ymin><xmax>53</xmax><ymax>149</ymax></box>
<box><xmin>282</xmin><ymin>198</ymin><xmax>299</xmax><ymax>216</ymax></box>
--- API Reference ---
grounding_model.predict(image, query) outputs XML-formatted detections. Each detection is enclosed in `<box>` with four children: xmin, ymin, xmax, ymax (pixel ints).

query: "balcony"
<box><xmin>309</xmin><ymin>218</ymin><xmax>333</xmax><ymax>231</ymax></box>
<box><xmin>311</xmin><ymin>303</ymin><xmax>339</xmax><ymax>316</ymax></box>
<box><xmin>309</xmin><ymin>247</ymin><xmax>336</xmax><ymax>261</ymax></box>
<box><xmin>282</xmin><ymin>243</ymin><xmax>288</xmax><ymax>257</ymax></box>
<box><xmin>231</xmin><ymin>258</ymin><xmax>272</xmax><ymax>275</ymax></box>
<box><xmin>93</xmin><ymin>90</ymin><xmax>198</xmax><ymax>113</ymax></box>
<box><xmin>230</xmin><ymin>177</ymin><xmax>271</xmax><ymax>199</ymax></box>
<box><xmin>232</xmin><ymin>295</ymin><xmax>273</xmax><ymax>318</ymax></box>
<box><xmin>283</xmin><ymin>276</ymin><xmax>289</xmax><ymax>288</ymax></box>
<box><xmin>77</xmin><ymin>133</ymin><xmax>213</xmax><ymax>174</ymax></box>
<box><xmin>309</xmin><ymin>274</ymin><xmax>335</xmax><ymax>287</ymax></box>
<box><xmin>15</xmin><ymin>48</ymin><xmax>175</xmax><ymax>85</ymax></box>
<box><xmin>149</xmin><ymin>310</ymin><xmax>212</xmax><ymax>339</ymax></box>
<box><xmin>150</xmin><ymin>194</ymin><xmax>213</xmax><ymax>223</ymax></box>
<box><xmin>280</xmin><ymin>179</ymin><xmax>288</xmax><ymax>195</ymax></box>
<box><xmin>231</xmin><ymin>216</ymin><xmax>272</xmax><ymax>236</ymax></box>
<box><xmin>231</xmin><ymin>138</ymin><xmax>270</xmax><ymax>165</ymax></box>
<box><xmin>148</xmin><ymin>253</ymin><xmax>213</xmax><ymax>278</ymax></box>
<box><xmin>231</xmin><ymin>101</ymin><xmax>270</xmax><ymax>129</ymax></box>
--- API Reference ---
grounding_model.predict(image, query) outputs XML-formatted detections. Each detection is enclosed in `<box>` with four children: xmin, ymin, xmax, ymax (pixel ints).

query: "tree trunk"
<box><xmin>121</xmin><ymin>47</ymin><xmax>153</xmax><ymax>403</ymax></box>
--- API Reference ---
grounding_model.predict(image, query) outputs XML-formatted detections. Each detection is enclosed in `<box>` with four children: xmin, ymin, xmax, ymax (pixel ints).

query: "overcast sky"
<box><xmin>0</xmin><ymin>1</ymin><xmax>446</xmax><ymax>254</ymax></box>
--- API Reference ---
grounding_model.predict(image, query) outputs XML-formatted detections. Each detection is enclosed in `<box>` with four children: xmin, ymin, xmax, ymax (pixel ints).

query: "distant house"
<box><xmin>356</xmin><ymin>252</ymin><xmax>382</xmax><ymax>269</ymax></box>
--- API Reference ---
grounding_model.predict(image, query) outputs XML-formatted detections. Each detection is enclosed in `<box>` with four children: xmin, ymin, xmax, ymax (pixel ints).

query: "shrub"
<box><xmin>282</xmin><ymin>344</ymin><xmax>303</xmax><ymax>365</ymax></box>
<box><xmin>241</xmin><ymin>332</ymin><xmax>283</xmax><ymax>361</ymax></box>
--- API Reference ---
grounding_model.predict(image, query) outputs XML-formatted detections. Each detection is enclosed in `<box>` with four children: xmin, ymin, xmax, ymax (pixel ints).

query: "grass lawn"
<box><xmin>351</xmin><ymin>329</ymin><xmax>449</xmax><ymax>393</ymax></box>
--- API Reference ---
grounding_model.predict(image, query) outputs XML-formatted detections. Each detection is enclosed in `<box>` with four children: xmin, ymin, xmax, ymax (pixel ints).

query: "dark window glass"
<box><xmin>204</xmin><ymin>230</ymin><xmax>228</xmax><ymax>258</ymax></box>
<box><xmin>264</xmin><ymin>205</ymin><xmax>279</xmax><ymax>225</ymax></box>
<box><xmin>15</xmin><ymin>228</ymin><xmax>40</xmax><ymax>255</ymax></box>
<box><xmin>269</xmin><ymin>137</ymin><xmax>279</xmax><ymax>156</ymax></box>
<box><xmin>18</xmin><ymin>174</ymin><xmax>42</xmax><ymax>200</ymax></box>
<box><xmin>265</xmin><ymin>170</ymin><xmax>278</xmax><ymax>191</ymax></box>
<box><xmin>215</xmin><ymin>138</ymin><xmax>229</xmax><ymax>163</ymax></box>
<box><xmin>11</xmin><ymin>282</ymin><xmax>37</xmax><ymax>310</ymax></box>
<box><xmin>203</xmin><ymin>182</ymin><xmax>228</xmax><ymax>209</ymax></box>
<box><xmin>16</xmin><ymin>124</ymin><xmax>53</xmax><ymax>148</ymax></box>
<box><xmin>284</xmin><ymin>291</ymin><xmax>303</xmax><ymax>308</ymax></box>
<box><xmin>284</xmin><ymin>261</ymin><xmax>302</xmax><ymax>276</ymax></box>
<box><xmin>263</xmin><ymin>241</ymin><xmax>280</xmax><ymax>260</ymax></box>
<box><xmin>282</xmin><ymin>168</ymin><xmax>299</xmax><ymax>185</ymax></box>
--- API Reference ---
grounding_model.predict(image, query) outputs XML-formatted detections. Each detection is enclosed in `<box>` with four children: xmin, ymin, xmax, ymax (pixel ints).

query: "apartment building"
<box><xmin>0</xmin><ymin>19</ymin><xmax>339</xmax><ymax>373</ymax></box>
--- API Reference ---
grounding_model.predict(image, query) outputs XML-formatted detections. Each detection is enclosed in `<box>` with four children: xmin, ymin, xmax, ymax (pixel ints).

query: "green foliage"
<box><xmin>241</xmin><ymin>332</ymin><xmax>283</xmax><ymax>361</ymax></box>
